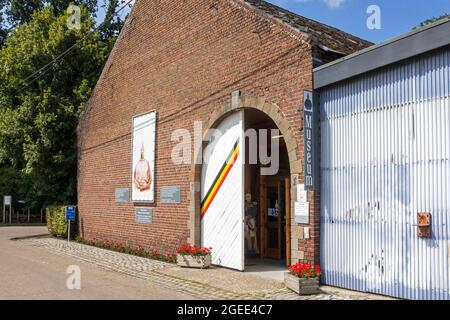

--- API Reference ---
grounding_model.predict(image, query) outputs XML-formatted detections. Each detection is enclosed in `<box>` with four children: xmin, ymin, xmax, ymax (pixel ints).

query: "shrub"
<box><xmin>46</xmin><ymin>206</ymin><xmax>77</xmax><ymax>238</ymax></box>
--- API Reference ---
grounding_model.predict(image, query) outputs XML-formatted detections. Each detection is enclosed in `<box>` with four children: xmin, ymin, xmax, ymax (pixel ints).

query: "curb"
<box><xmin>10</xmin><ymin>234</ymin><xmax>51</xmax><ymax>241</ymax></box>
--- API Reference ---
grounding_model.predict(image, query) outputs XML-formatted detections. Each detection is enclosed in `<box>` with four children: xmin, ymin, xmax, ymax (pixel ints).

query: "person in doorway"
<box><xmin>244</xmin><ymin>193</ymin><xmax>259</xmax><ymax>255</ymax></box>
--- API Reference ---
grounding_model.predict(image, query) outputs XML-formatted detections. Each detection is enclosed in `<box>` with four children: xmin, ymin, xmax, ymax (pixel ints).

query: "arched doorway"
<box><xmin>188</xmin><ymin>94</ymin><xmax>299</xmax><ymax>272</ymax></box>
<box><xmin>243</xmin><ymin>108</ymin><xmax>291</xmax><ymax>271</ymax></box>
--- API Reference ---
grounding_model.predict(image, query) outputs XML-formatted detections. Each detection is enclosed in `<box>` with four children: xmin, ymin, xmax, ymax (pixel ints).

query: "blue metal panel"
<box><xmin>320</xmin><ymin>46</ymin><xmax>450</xmax><ymax>300</ymax></box>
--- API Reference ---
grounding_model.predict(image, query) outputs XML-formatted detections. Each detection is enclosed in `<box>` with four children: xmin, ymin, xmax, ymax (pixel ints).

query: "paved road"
<box><xmin>0</xmin><ymin>227</ymin><xmax>195</xmax><ymax>300</ymax></box>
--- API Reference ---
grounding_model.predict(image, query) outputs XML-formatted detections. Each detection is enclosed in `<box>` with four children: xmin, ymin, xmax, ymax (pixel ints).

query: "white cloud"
<box><xmin>323</xmin><ymin>0</ymin><xmax>346</xmax><ymax>8</ymax></box>
<box><xmin>288</xmin><ymin>0</ymin><xmax>347</xmax><ymax>8</ymax></box>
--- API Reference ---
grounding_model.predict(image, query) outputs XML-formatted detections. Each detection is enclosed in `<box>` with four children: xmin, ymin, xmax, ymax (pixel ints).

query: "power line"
<box><xmin>17</xmin><ymin>0</ymin><xmax>134</xmax><ymax>90</ymax></box>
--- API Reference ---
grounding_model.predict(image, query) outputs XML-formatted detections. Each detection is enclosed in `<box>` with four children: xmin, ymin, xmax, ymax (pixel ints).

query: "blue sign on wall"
<box><xmin>65</xmin><ymin>206</ymin><xmax>76</xmax><ymax>221</ymax></box>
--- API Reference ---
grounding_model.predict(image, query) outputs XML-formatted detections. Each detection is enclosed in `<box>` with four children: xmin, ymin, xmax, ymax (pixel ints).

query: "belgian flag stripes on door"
<box><xmin>201</xmin><ymin>111</ymin><xmax>245</xmax><ymax>271</ymax></box>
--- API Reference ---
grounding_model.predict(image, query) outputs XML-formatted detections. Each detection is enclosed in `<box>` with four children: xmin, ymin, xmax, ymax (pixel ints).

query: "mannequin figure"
<box><xmin>244</xmin><ymin>193</ymin><xmax>259</xmax><ymax>254</ymax></box>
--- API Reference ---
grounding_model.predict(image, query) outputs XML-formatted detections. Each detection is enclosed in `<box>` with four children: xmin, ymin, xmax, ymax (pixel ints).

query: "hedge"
<box><xmin>46</xmin><ymin>206</ymin><xmax>77</xmax><ymax>238</ymax></box>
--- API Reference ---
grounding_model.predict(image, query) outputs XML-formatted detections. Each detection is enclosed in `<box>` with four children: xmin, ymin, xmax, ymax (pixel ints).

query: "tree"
<box><xmin>3</xmin><ymin>0</ymin><xmax>97</xmax><ymax>24</ymax></box>
<box><xmin>415</xmin><ymin>13</ymin><xmax>450</xmax><ymax>29</ymax></box>
<box><xmin>0</xmin><ymin>0</ymin><xmax>8</xmax><ymax>46</ymax></box>
<box><xmin>0</xmin><ymin>2</ymin><xmax>129</xmax><ymax>208</ymax></box>
<box><xmin>6</xmin><ymin>0</ymin><xmax>43</xmax><ymax>24</ymax></box>
<box><xmin>0</xmin><ymin>1</ymin><xmax>130</xmax><ymax>46</ymax></box>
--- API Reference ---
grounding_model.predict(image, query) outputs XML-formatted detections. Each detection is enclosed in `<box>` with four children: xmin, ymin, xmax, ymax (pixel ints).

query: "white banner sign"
<box><xmin>131</xmin><ymin>111</ymin><xmax>156</xmax><ymax>203</ymax></box>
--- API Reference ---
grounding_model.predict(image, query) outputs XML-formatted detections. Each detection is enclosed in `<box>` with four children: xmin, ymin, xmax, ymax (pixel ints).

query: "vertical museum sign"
<box><xmin>131</xmin><ymin>111</ymin><xmax>157</xmax><ymax>202</ymax></box>
<box><xmin>303</xmin><ymin>91</ymin><xmax>319</xmax><ymax>191</ymax></box>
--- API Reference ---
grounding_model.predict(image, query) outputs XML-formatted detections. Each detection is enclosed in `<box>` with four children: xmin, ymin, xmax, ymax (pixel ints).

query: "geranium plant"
<box><xmin>76</xmin><ymin>237</ymin><xmax>176</xmax><ymax>263</ymax></box>
<box><xmin>288</xmin><ymin>262</ymin><xmax>321</xmax><ymax>279</ymax></box>
<box><xmin>177</xmin><ymin>244</ymin><xmax>212</xmax><ymax>256</ymax></box>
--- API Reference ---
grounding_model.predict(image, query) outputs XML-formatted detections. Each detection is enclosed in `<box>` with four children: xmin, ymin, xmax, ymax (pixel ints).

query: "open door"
<box><xmin>259</xmin><ymin>176</ymin><xmax>289</xmax><ymax>262</ymax></box>
<box><xmin>265</xmin><ymin>178</ymin><xmax>282</xmax><ymax>260</ymax></box>
<box><xmin>201</xmin><ymin>111</ymin><xmax>245</xmax><ymax>271</ymax></box>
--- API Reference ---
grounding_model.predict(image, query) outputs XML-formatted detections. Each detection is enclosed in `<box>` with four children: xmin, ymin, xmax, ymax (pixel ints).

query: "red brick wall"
<box><xmin>78</xmin><ymin>0</ymin><xmax>316</xmax><ymax>259</ymax></box>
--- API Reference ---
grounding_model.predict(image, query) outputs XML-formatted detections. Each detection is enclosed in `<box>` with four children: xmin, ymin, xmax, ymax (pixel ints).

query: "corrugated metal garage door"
<box><xmin>201</xmin><ymin>111</ymin><xmax>245</xmax><ymax>271</ymax></box>
<box><xmin>320</xmin><ymin>47</ymin><xmax>450</xmax><ymax>299</ymax></box>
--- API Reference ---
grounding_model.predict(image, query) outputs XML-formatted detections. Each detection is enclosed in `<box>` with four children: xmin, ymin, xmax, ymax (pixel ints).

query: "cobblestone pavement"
<box><xmin>21</xmin><ymin>237</ymin><xmax>375</xmax><ymax>300</ymax></box>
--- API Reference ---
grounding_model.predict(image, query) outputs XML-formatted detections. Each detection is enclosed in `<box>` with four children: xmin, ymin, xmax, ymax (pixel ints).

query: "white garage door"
<box><xmin>320</xmin><ymin>49</ymin><xmax>450</xmax><ymax>299</ymax></box>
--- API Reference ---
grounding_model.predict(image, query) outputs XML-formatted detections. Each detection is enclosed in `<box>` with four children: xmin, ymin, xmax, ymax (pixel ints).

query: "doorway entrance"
<box><xmin>200</xmin><ymin>107</ymin><xmax>292</xmax><ymax>272</ymax></box>
<box><xmin>243</xmin><ymin>108</ymin><xmax>291</xmax><ymax>269</ymax></box>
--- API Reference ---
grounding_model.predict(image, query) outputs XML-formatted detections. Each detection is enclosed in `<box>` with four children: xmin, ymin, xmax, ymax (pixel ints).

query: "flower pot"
<box><xmin>284</xmin><ymin>272</ymin><xmax>320</xmax><ymax>295</ymax></box>
<box><xmin>176</xmin><ymin>254</ymin><xmax>212</xmax><ymax>269</ymax></box>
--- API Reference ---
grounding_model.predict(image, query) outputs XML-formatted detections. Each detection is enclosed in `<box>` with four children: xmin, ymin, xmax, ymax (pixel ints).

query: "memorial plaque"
<box><xmin>160</xmin><ymin>186</ymin><xmax>181</xmax><ymax>204</ymax></box>
<box><xmin>135</xmin><ymin>207</ymin><xmax>153</xmax><ymax>224</ymax></box>
<box><xmin>115</xmin><ymin>188</ymin><xmax>130</xmax><ymax>203</ymax></box>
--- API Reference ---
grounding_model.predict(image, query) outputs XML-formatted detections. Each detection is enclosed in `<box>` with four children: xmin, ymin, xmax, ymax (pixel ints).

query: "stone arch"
<box><xmin>187</xmin><ymin>93</ymin><xmax>301</xmax><ymax>245</ymax></box>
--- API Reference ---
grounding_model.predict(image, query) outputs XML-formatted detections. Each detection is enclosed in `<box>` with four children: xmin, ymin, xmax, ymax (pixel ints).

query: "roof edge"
<box><xmin>313</xmin><ymin>18</ymin><xmax>450</xmax><ymax>89</ymax></box>
<box><xmin>240</xmin><ymin>0</ymin><xmax>371</xmax><ymax>54</ymax></box>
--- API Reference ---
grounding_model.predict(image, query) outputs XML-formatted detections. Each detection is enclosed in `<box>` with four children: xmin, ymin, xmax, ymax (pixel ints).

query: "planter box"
<box><xmin>177</xmin><ymin>254</ymin><xmax>212</xmax><ymax>269</ymax></box>
<box><xmin>284</xmin><ymin>272</ymin><xmax>320</xmax><ymax>295</ymax></box>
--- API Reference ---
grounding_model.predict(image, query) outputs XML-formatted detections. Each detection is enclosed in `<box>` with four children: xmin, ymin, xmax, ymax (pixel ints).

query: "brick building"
<box><xmin>77</xmin><ymin>0</ymin><xmax>370</xmax><ymax>271</ymax></box>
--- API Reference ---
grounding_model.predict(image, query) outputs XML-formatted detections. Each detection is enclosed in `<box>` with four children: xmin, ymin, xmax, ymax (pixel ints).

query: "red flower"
<box><xmin>288</xmin><ymin>262</ymin><xmax>321</xmax><ymax>279</ymax></box>
<box><xmin>177</xmin><ymin>244</ymin><xmax>212</xmax><ymax>257</ymax></box>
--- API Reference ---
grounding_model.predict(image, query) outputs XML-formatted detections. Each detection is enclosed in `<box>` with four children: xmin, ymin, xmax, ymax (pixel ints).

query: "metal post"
<box><xmin>41</xmin><ymin>208</ymin><xmax>43</xmax><ymax>224</ymax></box>
<box><xmin>67</xmin><ymin>221</ymin><xmax>71</xmax><ymax>243</ymax></box>
<box><xmin>9</xmin><ymin>206</ymin><xmax>11</xmax><ymax>225</ymax></box>
<box><xmin>28</xmin><ymin>208</ymin><xmax>30</xmax><ymax>224</ymax></box>
<box><xmin>2</xmin><ymin>202</ymin><xmax>5</xmax><ymax>224</ymax></box>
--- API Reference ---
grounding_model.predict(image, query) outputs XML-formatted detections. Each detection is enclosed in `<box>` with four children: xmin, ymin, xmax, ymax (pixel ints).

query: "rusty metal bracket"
<box><xmin>414</xmin><ymin>212</ymin><xmax>431</xmax><ymax>238</ymax></box>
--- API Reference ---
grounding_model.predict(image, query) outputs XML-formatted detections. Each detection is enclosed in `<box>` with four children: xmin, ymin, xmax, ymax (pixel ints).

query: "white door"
<box><xmin>201</xmin><ymin>111</ymin><xmax>245</xmax><ymax>271</ymax></box>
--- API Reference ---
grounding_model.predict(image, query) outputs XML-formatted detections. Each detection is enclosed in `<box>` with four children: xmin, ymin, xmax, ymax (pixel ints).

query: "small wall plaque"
<box><xmin>297</xmin><ymin>184</ymin><xmax>307</xmax><ymax>203</ymax></box>
<box><xmin>295</xmin><ymin>202</ymin><xmax>310</xmax><ymax>224</ymax></box>
<box><xmin>115</xmin><ymin>188</ymin><xmax>130</xmax><ymax>203</ymax></box>
<box><xmin>160</xmin><ymin>186</ymin><xmax>181</xmax><ymax>204</ymax></box>
<box><xmin>135</xmin><ymin>208</ymin><xmax>153</xmax><ymax>224</ymax></box>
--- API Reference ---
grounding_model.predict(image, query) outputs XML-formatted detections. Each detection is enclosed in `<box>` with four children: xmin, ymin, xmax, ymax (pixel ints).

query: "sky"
<box><xmin>266</xmin><ymin>0</ymin><xmax>450</xmax><ymax>43</ymax></box>
<box><xmin>107</xmin><ymin>0</ymin><xmax>449</xmax><ymax>44</ymax></box>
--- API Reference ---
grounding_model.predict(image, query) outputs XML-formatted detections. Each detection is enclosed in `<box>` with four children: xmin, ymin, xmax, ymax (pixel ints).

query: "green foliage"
<box><xmin>0</xmin><ymin>165</ymin><xmax>19</xmax><ymax>207</ymax></box>
<box><xmin>46</xmin><ymin>205</ymin><xmax>69</xmax><ymax>237</ymax></box>
<box><xmin>0</xmin><ymin>1</ymin><xmax>128</xmax><ymax>207</ymax></box>
<box><xmin>6</xmin><ymin>0</ymin><xmax>43</xmax><ymax>24</ymax></box>
<box><xmin>2</xmin><ymin>0</ymin><xmax>98</xmax><ymax>25</ymax></box>
<box><xmin>414</xmin><ymin>13</ymin><xmax>450</xmax><ymax>29</ymax></box>
<box><xmin>0</xmin><ymin>7</ymin><xmax>108</xmax><ymax>205</ymax></box>
<box><xmin>0</xmin><ymin>165</ymin><xmax>42</xmax><ymax>209</ymax></box>
<box><xmin>1</xmin><ymin>0</ymin><xmax>129</xmax><ymax>45</ymax></box>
